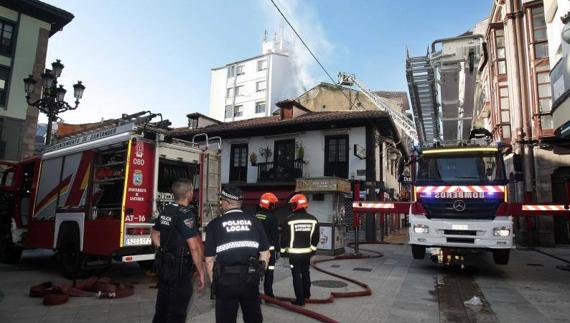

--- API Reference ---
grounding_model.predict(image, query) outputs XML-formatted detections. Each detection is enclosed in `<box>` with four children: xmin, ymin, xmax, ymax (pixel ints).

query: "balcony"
<box><xmin>257</xmin><ymin>160</ymin><xmax>303</xmax><ymax>182</ymax></box>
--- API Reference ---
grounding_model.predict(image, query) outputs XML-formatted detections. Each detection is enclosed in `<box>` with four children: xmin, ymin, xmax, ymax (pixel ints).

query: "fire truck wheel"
<box><xmin>492</xmin><ymin>249</ymin><xmax>510</xmax><ymax>265</ymax></box>
<box><xmin>0</xmin><ymin>239</ymin><xmax>22</xmax><ymax>264</ymax></box>
<box><xmin>58</xmin><ymin>249</ymin><xmax>85</xmax><ymax>279</ymax></box>
<box><xmin>411</xmin><ymin>244</ymin><xmax>426</xmax><ymax>259</ymax></box>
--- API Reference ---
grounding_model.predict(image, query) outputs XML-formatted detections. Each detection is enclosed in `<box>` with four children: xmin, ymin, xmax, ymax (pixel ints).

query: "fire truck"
<box><xmin>0</xmin><ymin>112</ymin><xmax>221</xmax><ymax>277</ymax></box>
<box><xmin>344</xmin><ymin>34</ymin><xmax>570</xmax><ymax>266</ymax></box>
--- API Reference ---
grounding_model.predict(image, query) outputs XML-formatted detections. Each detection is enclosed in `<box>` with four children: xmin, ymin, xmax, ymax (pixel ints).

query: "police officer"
<box><xmin>255</xmin><ymin>192</ymin><xmax>279</xmax><ymax>297</ymax></box>
<box><xmin>150</xmin><ymin>178</ymin><xmax>205</xmax><ymax>323</ymax></box>
<box><xmin>205</xmin><ymin>185</ymin><xmax>270</xmax><ymax>323</ymax></box>
<box><xmin>281</xmin><ymin>193</ymin><xmax>320</xmax><ymax>306</ymax></box>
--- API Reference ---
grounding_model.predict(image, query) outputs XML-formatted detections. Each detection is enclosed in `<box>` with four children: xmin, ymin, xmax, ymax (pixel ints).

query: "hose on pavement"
<box><xmin>261</xmin><ymin>242</ymin><xmax>384</xmax><ymax>323</ymax></box>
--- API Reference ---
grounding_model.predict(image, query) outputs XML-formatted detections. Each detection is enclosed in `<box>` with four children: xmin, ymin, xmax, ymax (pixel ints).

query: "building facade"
<box><xmin>209</xmin><ymin>32</ymin><xmax>301</xmax><ymax>123</ymax></box>
<box><xmin>472</xmin><ymin>0</ymin><xmax>570</xmax><ymax>245</ymax></box>
<box><xmin>545</xmin><ymin>0</ymin><xmax>570</xmax><ymax>139</ymax></box>
<box><xmin>177</xmin><ymin>100</ymin><xmax>407</xmax><ymax>240</ymax></box>
<box><xmin>0</xmin><ymin>0</ymin><xmax>73</xmax><ymax>161</ymax></box>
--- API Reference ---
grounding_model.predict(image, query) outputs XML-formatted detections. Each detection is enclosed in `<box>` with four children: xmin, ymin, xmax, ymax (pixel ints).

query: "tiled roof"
<box><xmin>171</xmin><ymin>110</ymin><xmax>391</xmax><ymax>136</ymax></box>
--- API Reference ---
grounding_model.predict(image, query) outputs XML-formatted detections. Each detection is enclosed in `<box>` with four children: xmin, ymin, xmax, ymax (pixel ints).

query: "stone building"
<box><xmin>0</xmin><ymin>0</ymin><xmax>73</xmax><ymax>161</ymax></box>
<box><xmin>471</xmin><ymin>0</ymin><xmax>570</xmax><ymax>245</ymax></box>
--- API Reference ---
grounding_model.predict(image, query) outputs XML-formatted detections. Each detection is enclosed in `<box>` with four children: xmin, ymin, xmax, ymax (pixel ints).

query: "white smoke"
<box><xmin>259</xmin><ymin>0</ymin><xmax>334</xmax><ymax>93</ymax></box>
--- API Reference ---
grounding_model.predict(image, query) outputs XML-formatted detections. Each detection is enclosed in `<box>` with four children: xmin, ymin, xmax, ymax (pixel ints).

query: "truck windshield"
<box><xmin>416</xmin><ymin>154</ymin><xmax>506</xmax><ymax>184</ymax></box>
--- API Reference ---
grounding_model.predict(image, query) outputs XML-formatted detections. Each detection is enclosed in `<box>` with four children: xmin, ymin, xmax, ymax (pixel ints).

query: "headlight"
<box><xmin>493</xmin><ymin>226</ymin><xmax>510</xmax><ymax>237</ymax></box>
<box><xmin>413</xmin><ymin>224</ymin><xmax>429</xmax><ymax>234</ymax></box>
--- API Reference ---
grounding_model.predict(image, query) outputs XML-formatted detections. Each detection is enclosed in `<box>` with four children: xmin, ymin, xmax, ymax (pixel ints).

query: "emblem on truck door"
<box><xmin>453</xmin><ymin>200</ymin><xmax>466</xmax><ymax>212</ymax></box>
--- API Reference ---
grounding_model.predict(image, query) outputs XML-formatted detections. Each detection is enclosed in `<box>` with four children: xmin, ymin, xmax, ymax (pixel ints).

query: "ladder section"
<box><xmin>406</xmin><ymin>53</ymin><xmax>439</xmax><ymax>145</ymax></box>
<box><xmin>338</xmin><ymin>73</ymin><xmax>418</xmax><ymax>142</ymax></box>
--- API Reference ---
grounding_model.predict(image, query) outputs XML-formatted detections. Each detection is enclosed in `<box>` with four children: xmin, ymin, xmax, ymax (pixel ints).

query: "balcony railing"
<box><xmin>257</xmin><ymin>160</ymin><xmax>303</xmax><ymax>182</ymax></box>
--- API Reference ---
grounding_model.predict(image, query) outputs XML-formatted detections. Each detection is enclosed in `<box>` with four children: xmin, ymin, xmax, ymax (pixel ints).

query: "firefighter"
<box><xmin>150</xmin><ymin>178</ymin><xmax>205</xmax><ymax>323</ymax></box>
<box><xmin>281</xmin><ymin>193</ymin><xmax>320</xmax><ymax>306</ymax></box>
<box><xmin>205</xmin><ymin>185</ymin><xmax>271</xmax><ymax>323</ymax></box>
<box><xmin>255</xmin><ymin>192</ymin><xmax>279</xmax><ymax>297</ymax></box>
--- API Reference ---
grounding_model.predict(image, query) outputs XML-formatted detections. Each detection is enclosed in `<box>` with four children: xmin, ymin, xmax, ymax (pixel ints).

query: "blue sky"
<box><xmin>42</xmin><ymin>0</ymin><xmax>492</xmax><ymax>127</ymax></box>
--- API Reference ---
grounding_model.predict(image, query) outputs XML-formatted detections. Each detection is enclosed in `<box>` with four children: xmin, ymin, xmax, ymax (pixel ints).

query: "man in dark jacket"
<box><xmin>281</xmin><ymin>193</ymin><xmax>320</xmax><ymax>306</ymax></box>
<box><xmin>151</xmin><ymin>178</ymin><xmax>205</xmax><ymax>323</ymax></box>
<box><xmin>255</xmin><ymin>192</ymin><xmax>279</xmax><ymax>297</ymax></box>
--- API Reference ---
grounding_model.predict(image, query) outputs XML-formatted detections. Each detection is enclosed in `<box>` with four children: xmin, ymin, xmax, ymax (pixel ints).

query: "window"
<box><xmin>257</xmin><ymin>60</ymin><xmax>267</xmax><ymax>71</ymax></box>
<box><xmin>227</xmin><ymin>66</ymin><xmax>235</xmax><ymax>78</ymax></box>
<box><xmin>233</xmin><ymin>105</ymin><xmax>243</xmax><ymax>117</ymax></box>
<box><xmin>256</xmin><ymin>80</ymin><xmax>266</xmax><ymax>92</ymax></box>
<box><xmin>226</xmin><ymin>87</ymin><xmax>234</xmax><ymax>98</ymax></box>
<box><xmin>0</xmin><ymin>66</ymin><xmax>9</xmax><ymax>108</ymax></box>
<box><xmin>235</xmin><ymin>86</ymin><xmax>243</xmax><ymax>96</ymax></box>
<box><xmin>0</xmin><ymin>22</ymin><xmax>14</xmax><ymax>56</ymax></box>
<box><xmin>225</xmin><ymin>105</ymin><xmax>232</xmax><ymax>119</ymax></box>
<box><xmin>530</xmin><ymin>7</ymin><xmax>549</xmax><ymax>59</ymax></box>
<box><xmin>229</xmin><ymin>144</ymin><xmax>248</xmax><ymax>182</ymax></box>
<box><xmin>495</xmin><ymin>29</ymin><xmax>507</xmax><ymax>75</ymax></box>
<box><xmin>236</xmin><ymin>65</ymin><xmax>244</xmax><ymax>75</ymax></box>
<box><xmin>324</xmin><ymin>135</ymin><xmax>349</xmax><ymax>178</ymax></box>
<box><xmin>536</xmin><ymin>71</ymin><xmax>553</xmax><ymax>129</ymax></box>
<box><xmin>499</xmin><ymin>86</ymin><xmax>510</xmax><ymax>123</ymax></box>
<box><xmin>255</xmin><ymin>101</ymin><xmax>266</xmax><ymax>114</ymax></box>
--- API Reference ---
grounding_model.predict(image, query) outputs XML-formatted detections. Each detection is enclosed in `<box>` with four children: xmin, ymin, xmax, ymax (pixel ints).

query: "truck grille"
<box><xmin>446</xmin><ymin>237</ymin><xmax>475</xmax><ymax>244</ymax></box>
<box><xmin>420</xmin><ymin>198</ymin><xmax>501</xmax><ymax>220</ymax></box>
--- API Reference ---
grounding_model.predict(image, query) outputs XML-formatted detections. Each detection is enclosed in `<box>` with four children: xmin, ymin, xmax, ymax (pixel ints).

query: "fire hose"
<box><xmin>260</xmin><ymin>242</ymin><xmax>384</xmax><ymax>323</ymax></box>
<box><xmin>29</xmin><ymin>276</ymin><xmax>134</xmax><ymax>306</ymax></box>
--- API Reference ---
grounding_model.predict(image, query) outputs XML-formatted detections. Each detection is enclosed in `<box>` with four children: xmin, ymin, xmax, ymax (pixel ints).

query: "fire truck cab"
<box><xmin>408</xmin><ymin>144</ymin><xmax>513</xmax><ymax>265</ymax></box>
<box><xmin>0</xmin><ymin>112</ymin><xmax>221</xmax><ymax>277</ymax></box>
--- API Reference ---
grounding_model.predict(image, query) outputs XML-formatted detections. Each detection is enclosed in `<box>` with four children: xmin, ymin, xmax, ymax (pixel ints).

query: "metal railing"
<box><xmin>257</xmin><ymin>160</ymin><xmax>303</xmax><ymax>182</ymax></box>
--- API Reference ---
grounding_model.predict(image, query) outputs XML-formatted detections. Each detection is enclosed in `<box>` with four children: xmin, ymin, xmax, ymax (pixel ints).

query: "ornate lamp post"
<box><xmin>23</xmin><ymin>59</ymin><xmax>86</xmax><ymax>145</ymax></box>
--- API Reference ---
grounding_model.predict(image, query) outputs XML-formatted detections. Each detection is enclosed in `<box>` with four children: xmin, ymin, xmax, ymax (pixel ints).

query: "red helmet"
<box><xmin>259</xmin><ymin>192</ymin><xmax>278</xmax><ymax>210</ymax></box>
<box><xmin>288</xmin><ymin>193</ymin><xmax>308</xmax><ymax>211</ymax></box>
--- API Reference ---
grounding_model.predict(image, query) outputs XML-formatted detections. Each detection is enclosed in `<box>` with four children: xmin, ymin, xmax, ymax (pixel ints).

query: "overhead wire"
<box><xmin>268</xmin><ymin>0</ymin><xmax>363</xmax><ymax>111</ymax></box>
<box><xmin>269</xmin><ymin>0</ymin><xmax>336</xmax><ymax>84</ymax></box>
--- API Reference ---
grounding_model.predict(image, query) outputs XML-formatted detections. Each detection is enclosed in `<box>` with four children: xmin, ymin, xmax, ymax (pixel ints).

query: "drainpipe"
<box><xmin>513</xmin><ymin>0</ymin><xmax>535</xmax><ymax>201</ymax></box>
<box><xmin>506</xmin><ymin>0</ymin><xmax>534</xmax><ymax>202</ymax></box>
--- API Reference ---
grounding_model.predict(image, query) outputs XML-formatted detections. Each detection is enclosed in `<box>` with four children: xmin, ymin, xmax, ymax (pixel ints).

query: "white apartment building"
<box><xmin>209</xmin><ymin>32</ymin><xmax>300</xmax><ymax>122</ymax></box>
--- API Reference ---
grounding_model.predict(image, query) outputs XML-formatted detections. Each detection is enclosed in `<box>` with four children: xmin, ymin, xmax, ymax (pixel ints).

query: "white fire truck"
<box><xmin>0</xmin><ymin>112</ymin><xmax>221</xmax><ymax>277</ymax></box>
<box><xmin>345</xmin><ymin>34</ymin><xmax>570</xmax><ymax>266</ymax></box>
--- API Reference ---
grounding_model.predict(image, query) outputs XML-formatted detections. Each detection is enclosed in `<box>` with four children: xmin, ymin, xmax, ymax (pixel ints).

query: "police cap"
<box><xmin>220</xmin><ymin>185</ymin><xmax>243</xmax><ymax>201</ymax></box>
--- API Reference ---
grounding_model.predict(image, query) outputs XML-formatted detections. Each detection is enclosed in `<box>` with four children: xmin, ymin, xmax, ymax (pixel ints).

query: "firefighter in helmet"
<box><xmin>255</xmin><ymin>192</ymin><xmax>279</xmax><ymax>297</ymax></box>
<box><xmin>281</xmin><ymin>193</ymin><xmax>320</xmax><ymax>306</ymax></box>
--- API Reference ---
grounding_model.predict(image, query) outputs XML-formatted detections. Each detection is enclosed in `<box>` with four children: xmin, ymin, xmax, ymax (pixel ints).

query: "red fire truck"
<box><xmin>0</xmin><ymin>112</ymin><xmax>221</xmax><ymax>277</ymax></box>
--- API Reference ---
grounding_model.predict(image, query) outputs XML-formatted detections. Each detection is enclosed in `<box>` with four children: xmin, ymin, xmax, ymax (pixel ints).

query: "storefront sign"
<box><xmin>317</xmin><ymin>225</ymin><xmax>332</xmax><ymax>250</ymax></box>
<box><xmin>296</xmin><ymin>178</ymin><xmax>351</xmax><ymax>193</ymax></box>
<box><xmin>354</xmin><ymin>144</ymin><xmax>366</xmax><ymax>159</ymax></box>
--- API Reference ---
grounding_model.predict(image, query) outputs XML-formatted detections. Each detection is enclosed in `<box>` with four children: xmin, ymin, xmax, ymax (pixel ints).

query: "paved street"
<box><xmin>1</xmin><ymin>241</ymin><xmax>569</xmax><ymax>323</ymax></box>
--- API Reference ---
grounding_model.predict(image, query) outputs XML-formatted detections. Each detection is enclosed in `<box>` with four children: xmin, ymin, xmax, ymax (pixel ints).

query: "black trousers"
<box><xmin>216</xmin><ymin>270</ymin><xmax>263</xmax><ymax>323</ymax></box>
<box><xmin>289</xmin><ymin>255</ymin><xmax>312</xmax><ymax>305</ymax></box>
<box><xmin>263</xmin><ymin>250</ymin><xmax>276</xmax><ymax>296</ymax></box>
<box><xmin>153</xmin><ymin>265</ymin><xmax>193</xmax><ymax>323</ymax></box>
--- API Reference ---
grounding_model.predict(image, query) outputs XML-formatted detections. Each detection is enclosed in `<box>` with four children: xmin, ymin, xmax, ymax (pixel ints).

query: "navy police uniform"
<box><xmin>281</xmin><ymin>209</ymin><xmax>320</xmax><ymax>306</ymax></box>
<box><xmin>206</xmin><ymin>207</ymin><xmax>269</xmax><ymax>323</ymax></box>
<box><xmin>152</xmin><ymin>203</ymin><xmax>198</xmax><ymax>323</ymax></box>
<box><xmin>255</xmin><ymin>208</ymin><xmax>279</xmax><ymax>297</ymax></box>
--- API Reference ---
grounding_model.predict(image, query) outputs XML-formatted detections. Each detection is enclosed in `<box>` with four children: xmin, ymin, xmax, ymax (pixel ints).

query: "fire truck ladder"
<box><xmin>338</xmin><ymin>73</ymin><xmax>418</xmax><ymax>142</ymax></box>
<box><xmin>406</xmin><ymin>51</ymin><xmax>439</xmax><ymax>145</ymax></box>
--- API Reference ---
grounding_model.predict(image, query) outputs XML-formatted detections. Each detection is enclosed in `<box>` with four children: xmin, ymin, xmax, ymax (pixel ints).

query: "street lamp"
<box><xmin>23</xmin><ymin>59</ymin><xmax>85</xmax><ymax>145</ymax></box>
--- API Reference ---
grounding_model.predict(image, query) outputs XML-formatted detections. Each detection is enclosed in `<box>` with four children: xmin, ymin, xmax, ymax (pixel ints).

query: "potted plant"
<box><xmin>259</xmin><ymin>146</ymin><xmax>273</xmax><ymax>163</ymax></box>
<box><xmin>249</xmin><ymin>152</ymin><xmax>257</xmax><ymax>166</ymax></box>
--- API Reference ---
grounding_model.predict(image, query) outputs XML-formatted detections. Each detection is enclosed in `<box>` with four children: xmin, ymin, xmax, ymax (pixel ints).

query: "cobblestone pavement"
<box><xmin>0</xmin><ymin>244</ymin><xmax>569</xmax><ymax>323</ymax></box>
